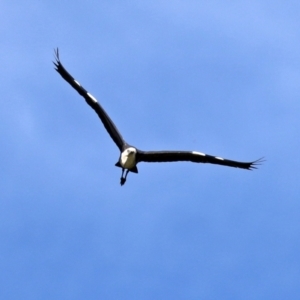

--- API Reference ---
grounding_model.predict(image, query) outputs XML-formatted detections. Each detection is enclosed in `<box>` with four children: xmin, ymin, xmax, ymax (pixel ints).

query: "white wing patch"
<box><xmin>87</xmin><ymin>92</ymin><xmax>98</xmax><ymax>103</ymax></box>
<box><xmin>74</xmin><ymin>80</ymin><xmax>81</xmax><ymax>86</ymax></box>
<box><xmin>215</xmin><ymin>157</ymin><xmax>224</xmax><ymax>160</ymax></box>
<box><xmin>192</xmin><ymin>151</ymin><xmax>206</xmax><ymax>156</ymax></box>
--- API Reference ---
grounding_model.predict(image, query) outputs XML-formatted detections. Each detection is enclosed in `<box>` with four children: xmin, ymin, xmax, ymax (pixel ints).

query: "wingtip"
<box><xmin>249</xmin><ymin>157</ymin><xmax>265</xmax><ymax>170</ymax></box>
<box><xmin>53</xmin><ymin>48</ymin><xmax>60</xmax><ymax>70</ymax></box>
<box><xmin>54</xmin><ymin>47</ymin><xmax>59</xmax><ymax>59</ymax></box>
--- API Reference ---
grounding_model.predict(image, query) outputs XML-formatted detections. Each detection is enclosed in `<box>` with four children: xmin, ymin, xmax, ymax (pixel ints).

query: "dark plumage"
<box><xmin>54</xmin><ymin>49</ymin><xmax>263</xmax><ymax>185</ymax></box>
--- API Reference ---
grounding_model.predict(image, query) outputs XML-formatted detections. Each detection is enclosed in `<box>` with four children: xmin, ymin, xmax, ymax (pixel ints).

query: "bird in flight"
<box><xmin>53</xmin><ymin>49</ymin><xmax>263</xmax><ymax>186</ymax></box>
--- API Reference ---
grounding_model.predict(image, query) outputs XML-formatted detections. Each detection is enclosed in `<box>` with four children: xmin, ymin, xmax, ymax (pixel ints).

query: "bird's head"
<box><xmin>125</xmin><ymin>147</ymin><xmax>137</xmax><ymax>156</ymax></box>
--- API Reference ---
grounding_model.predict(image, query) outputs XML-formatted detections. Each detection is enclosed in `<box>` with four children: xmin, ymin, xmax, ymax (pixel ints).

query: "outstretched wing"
<box><xmin>137</xmin><ymin>150</ymin><xmax>263</xmax><ymax>170</ymax></box>
<box><xmin>53</xmin><ymin>48</ymin><xmax>125</xmax><ymax>151</ymax></box>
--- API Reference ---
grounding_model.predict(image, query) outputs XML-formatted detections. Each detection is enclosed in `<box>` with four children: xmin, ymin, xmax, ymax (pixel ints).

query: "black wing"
<box><xmin>137</xmin><ymin>150</ymin><xmax>263</xmax><ymax>170</ymax></box>
<box><xmin>53</xmin><ymin>48</ymin><xmax>125</xmax><ymax>151</ymax></box>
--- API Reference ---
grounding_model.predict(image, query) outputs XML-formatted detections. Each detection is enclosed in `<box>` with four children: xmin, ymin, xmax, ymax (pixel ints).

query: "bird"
<box><xmin>53</xmin><ymin>48</ymin><xmax>263</xmax><ymax>186</ymax></box>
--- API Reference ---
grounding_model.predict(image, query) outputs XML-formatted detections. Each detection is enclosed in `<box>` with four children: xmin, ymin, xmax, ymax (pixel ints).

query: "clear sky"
<box><xmin>1</xmin><ymin>1</ymin><xmax>300</xmax><ymax>299</ymax></box>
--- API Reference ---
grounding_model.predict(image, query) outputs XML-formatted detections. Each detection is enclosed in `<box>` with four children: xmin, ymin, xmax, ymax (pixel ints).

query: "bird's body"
<box><xmin>120</xmin><ymin>147</ymin><xmax>137</xmax><ymax>169</ymax></box>
<box><xmin>54</xmin><ymin>49</ymin><xmax>262</xmax><ymax>185</ymax></box>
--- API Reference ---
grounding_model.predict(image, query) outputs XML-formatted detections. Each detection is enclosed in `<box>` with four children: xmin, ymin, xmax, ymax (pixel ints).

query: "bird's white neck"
<box><xmin>120</xmin><ymin>147</ymin><xmax>137</xmax><ymax>169</ymax></box>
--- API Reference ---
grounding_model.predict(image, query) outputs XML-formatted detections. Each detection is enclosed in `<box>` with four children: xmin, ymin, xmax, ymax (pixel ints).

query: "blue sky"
<box><xmin>1</xmin><ymin>1</ymin><xmax>300</xmax><ymax>299</ymax></box>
